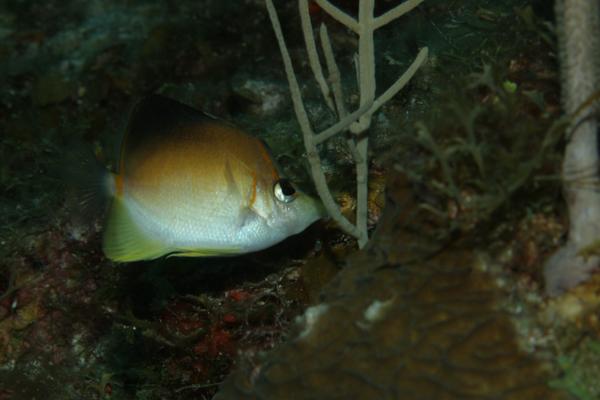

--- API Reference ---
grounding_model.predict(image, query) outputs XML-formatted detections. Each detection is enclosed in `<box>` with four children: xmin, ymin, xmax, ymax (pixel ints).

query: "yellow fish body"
<box><xmin>103</xmin><ymin>95</ymin><xmax>324</xmax><ymax>262</ymax></box>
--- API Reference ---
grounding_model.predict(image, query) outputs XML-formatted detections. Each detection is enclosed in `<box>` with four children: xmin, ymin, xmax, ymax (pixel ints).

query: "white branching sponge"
<box><xmin>266</xmin><ymin>0</ymin><xmax>428</xmax><ymax>248</ymax></box>
<box><xmin>545</xmin><ymin>0</ymin><xmax>600</xmax><ymax>295</ymax></box>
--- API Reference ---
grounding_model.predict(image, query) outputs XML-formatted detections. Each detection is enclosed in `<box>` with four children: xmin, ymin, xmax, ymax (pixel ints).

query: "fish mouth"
<box><xmin>316</xmin><ymin>200</ymin><xmax>328</xmax><ymax>220</ymax></box>
<box><xmin>305</xmin><ymin>194</ymin><xmax>327</xmax><ymax>221</ymax></box>
<box><xmin>280</xmin><ymin>195</ymin><xmax>326</xmax><ymax>236</ymax></box>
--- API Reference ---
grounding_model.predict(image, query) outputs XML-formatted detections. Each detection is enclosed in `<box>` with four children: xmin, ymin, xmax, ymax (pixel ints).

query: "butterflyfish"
<box><xmin>102</xmin><ymin>94</ymin><xmax>324</xmax><ymax>262</ymax></box>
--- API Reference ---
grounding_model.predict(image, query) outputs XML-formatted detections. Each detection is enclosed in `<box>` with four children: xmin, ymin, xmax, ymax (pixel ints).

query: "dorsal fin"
<box><xmin>119</xmin><ymin>94</ymin><xmax>214</xmax><ymax>168</ymax></box>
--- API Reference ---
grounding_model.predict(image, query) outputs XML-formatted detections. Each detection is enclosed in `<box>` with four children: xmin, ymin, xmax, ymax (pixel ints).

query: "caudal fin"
<box><xmin>62</xmin><ymin>143</ymin><xmax>113</xmax><ymax>225</ymax></box>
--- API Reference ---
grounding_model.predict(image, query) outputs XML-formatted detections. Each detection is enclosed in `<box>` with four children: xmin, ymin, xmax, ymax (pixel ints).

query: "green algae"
<box><xmin>549</xmin><ymin>338</ymin><xmax>600</xmax><ymax>400</ymax></box>
<box><xmin>31</xmin><ymin>71</ymin><xmax>77</xmax><ymax>106</ymax></box>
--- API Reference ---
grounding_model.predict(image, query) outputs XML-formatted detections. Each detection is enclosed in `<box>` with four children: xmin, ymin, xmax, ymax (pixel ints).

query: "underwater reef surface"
<box><xmin>215</xmin><ymin>172</ymin><xmax>570</xmax><ymax>400</ymax></box>
<box><xmin>1</xmin><ymin>0</ymin><xmax>600</xmax><ymax>399</ymax></box>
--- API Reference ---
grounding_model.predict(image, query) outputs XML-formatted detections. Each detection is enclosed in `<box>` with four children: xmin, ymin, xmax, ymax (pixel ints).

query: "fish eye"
<box><xmin>274</xmin><ymin>179</ymin><xmax>296</xmax><ymax>203</ymax></box>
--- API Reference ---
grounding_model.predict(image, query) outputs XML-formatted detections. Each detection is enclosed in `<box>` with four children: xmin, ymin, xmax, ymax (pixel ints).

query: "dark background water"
<box><xmin>1</xmin><ymin>1</ymin><xmax>596</xmax><ymax>399</ymax></box>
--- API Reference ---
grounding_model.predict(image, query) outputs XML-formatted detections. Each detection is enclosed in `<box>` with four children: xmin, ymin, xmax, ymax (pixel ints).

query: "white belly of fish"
<box><xmin>123</xmin><ymin>190</ymin><xmax>276</xmax><ymax>254</ymax></box>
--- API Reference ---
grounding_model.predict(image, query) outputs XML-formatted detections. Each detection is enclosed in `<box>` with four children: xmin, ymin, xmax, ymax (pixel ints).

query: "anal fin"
<box><xmin>167</xmin><ymin>248</ymin><xmax>242</xmax><ymax>258</ymax></box>
<box><xmin>103</xmin><ymin>198</ymin><xmax>171</xmax><ymax>262</ymax></box>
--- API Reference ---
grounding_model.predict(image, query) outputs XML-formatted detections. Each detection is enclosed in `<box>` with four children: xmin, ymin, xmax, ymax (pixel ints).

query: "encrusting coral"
<box><xmin>215</xmin><ymin>172</ymin><xmax>570</xmax><ymax>400</ymax></box>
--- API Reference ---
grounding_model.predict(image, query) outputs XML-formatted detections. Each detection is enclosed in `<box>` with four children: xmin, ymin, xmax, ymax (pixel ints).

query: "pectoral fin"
<box><xmin>224</xmin><ymin>159</ymin><xmax>240</xmax><ymax>198</ymax></box>
<box><xmin>238</xmin><ymin>205</ymin><xmax>266</xmax><ymax>230</ymax></box>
